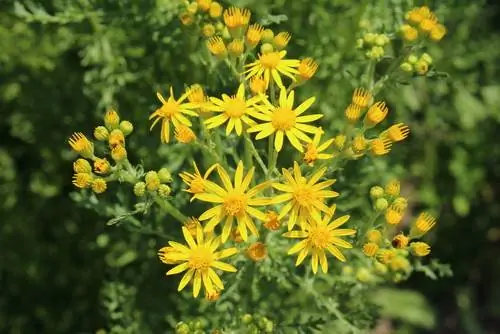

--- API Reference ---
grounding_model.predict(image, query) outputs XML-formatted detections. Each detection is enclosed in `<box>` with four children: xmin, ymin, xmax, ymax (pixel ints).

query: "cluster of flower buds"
<box><xmin>400</xmin><ymin>52</ymin><xmax>433</xmax><ymax>76</ymax></box>
<box><xmin>133</xmin><ymin>168</ymin><xmax>172</xmax><ymax>198</ymax></box>
<box><xmin>401</xmin><ymin>6</ymin><xmax>447</xmax><ymax>43</ymax></box>
<box><xmin>356</xmin><ymin>32</ymin><xmax>391</xmax><ymax>61</ymax></box>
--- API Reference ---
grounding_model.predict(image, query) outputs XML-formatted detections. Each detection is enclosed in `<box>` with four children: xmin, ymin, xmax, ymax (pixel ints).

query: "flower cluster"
<box><xmin>401</xmin><ymin>6</ymin><xmax>447</xmax><ymax>43</ymax></box>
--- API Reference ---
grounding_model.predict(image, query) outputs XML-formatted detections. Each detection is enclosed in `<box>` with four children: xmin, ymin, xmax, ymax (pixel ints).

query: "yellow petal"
<box><xmin>178</xmin><ymin>269</ymin><xmax>194</xmax><ymax>291</ymax></box>
<box><xmin>166</xmin><ymin>262</ymin><xmax>189</xmax><ymax>275</ymax></box>
<box><xmin>288</xmin><ymin>239</ymin><xmax>308</xmax><ymax>255</ymax></box>
<box><xmin>182</xmin><ymin>227</ymin><xmax>197</xmax><ymax>249</ymax></box>
<box><xmin>212</xmin><ymin>260</ymin><xmax>237</xmax><ymax>272</ymax></box>
<box><xmin>193</xmin><ymin>271</ymin><xmax>202</xmax><ymax>297</ymax></box>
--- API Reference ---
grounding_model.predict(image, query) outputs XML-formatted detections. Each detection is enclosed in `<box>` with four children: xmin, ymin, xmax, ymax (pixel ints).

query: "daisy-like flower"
<box><xmin>194</xmin><ymin>161</ymin><xmax>271</xmax><ymax>242</ymax></box>
<box><xmin>247</xmin><ymin>88</ymin><xmax>322</xmax><ymax>152</ymax></box>
<box><xmin>149</xmin><ymin>87</ymin><xmax>198</xmax><ymax>143</ymax></box>
<box><xmin>161</xmin><ymin>226</ymin><xmax>238</xmax><ymax>298</ymax></box>
<box><xmin>244</xmin><ymin>51</ymin><xmax>300</xmax><ymax>89</ymax></box>
<box><xmin>68</xmin><ymin>132</ymin><xmax>94</xmax><ymax>158</ymax></box>
<box><xmin>204</xmin><ymin>84</ymin><xmax>263</xmax><ymax>136</ymax></box>
<box><xmin>303</xmin><ymin>129</ymin><xmax>335</xmax><ymax>165</ymax></box>
<box><xmin>283</xmin><ymin>205</ymin><xmax>355</xmax><ymax>274</ymax></box>
<box><xmin>179</xmin><ymin>162</ymin><xmax>218</xmax><ymax>198</ymax></box>
<box><xmin>271</xmin><ymin>161</ymin><xmax>339</xmax><ymax>230</ymax></box>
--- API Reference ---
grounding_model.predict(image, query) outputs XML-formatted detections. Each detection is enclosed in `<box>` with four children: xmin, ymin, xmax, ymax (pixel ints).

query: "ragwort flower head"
<box><xmin>223</xmin><ymin>7</ymin><xmax>251</xmax><ymax>29</ymax></box>
<box><xmin>248</xmin><ymin>88</ymin><xmax>322</xmax><ymax>152</ymax></box>
<box><xmin>303</xmin><ymin>129</ymin><xmax>335</xmax><ymax>165</ymax></box>
<box><xmin>271</xmin><ymin>162</ymin><xmax>339</xmax><ymax>230</ymax></box>
<box><xmin>195</xmin><ymin>161</ymin><xmax>271</xmax><ymax>242</ymax></box>
<box><xmin>244</xmin><ymin>51</ymin><xmax>300</xmax><ymax>89</ymax></box>
<box><xmin>205</xmin><ymin>84</ymin><xmax>263</xmax><ymax>136</ymax></box>
<box><xmin>283</xmin><ymin>205</ymin><xmax>355</xmax><ymax>274</ymax></box>
<box><xmin>161</xmin><ymin>226</ymin><xmax>238</xmax><ymax>298</ymax></box>
<box><xmin>179</xmin><ymin>162</ymin><xmax>218</xmax><ymax>198</ymax></box>
<box><xmin>149</xmin><ymin>87</ymin><xmax>198</xmax><ymax>143</ymax></box>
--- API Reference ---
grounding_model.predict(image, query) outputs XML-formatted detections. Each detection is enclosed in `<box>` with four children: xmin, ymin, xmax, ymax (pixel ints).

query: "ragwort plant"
<box><xmin>68</xmin><ymin>2</ymin><xmax>451</xmax><ymax>333</ymax></box>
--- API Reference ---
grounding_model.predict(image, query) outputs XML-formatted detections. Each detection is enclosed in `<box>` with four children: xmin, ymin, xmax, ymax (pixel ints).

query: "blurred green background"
<box><xmin>1</xmin><ymin>0</ymin><xmax>500</xmax><ymax>333</ymax></box>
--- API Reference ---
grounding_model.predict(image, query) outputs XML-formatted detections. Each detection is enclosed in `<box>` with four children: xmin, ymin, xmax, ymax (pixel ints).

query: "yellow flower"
<box><xmin>383</xmin><ymin>123</ymin><xmax>410</xmax><ymax>142</ymax></box>
<box><xmin>377</xmin><ymin>249</ymin><xmax>397</xmax><ymax>264</ymax></box>
<box><xmin>401</xmin><ymin>24</ymin><xmax>419</xmax><ymax>42</ymax></box>
<box><xmin>108</xmin><ymin>129</ymin><xmax>125</xmax><ymax>149</ymax></box>
<box><xmin>411</xmin><ymin>242</ymin><xmax>431</xmax><ymax>256</ymax></box>
<box><xmin>246</xmin><ymin>23</ymin><xmax>264</xmax><ymax>47</ymax></box>
<box><xmin>206</xmin><ymin>37</ymin><xmax>227</xmax><ymax>58</ymax></box>
<box><xmin>415</xmin><ymin>60</ymin><xmax>429</xmax><ymax>75</ymax></box>
<box><xmin>352</xmin><ymin>88</ymin><xmax>372</xmax><ymax>108</ymax></box>
<box><xmin>163</xmin><ymin>226</ymin><xmax>238</xmax><ymax>298</ymax></box>
<box><xmin>249</xmin><ymin>76</ymin><xmax>266</xmax><ymax>95</ymax></box>
<box><xmin>68</xmin><ymin>132</ymin><xmax>94</xmax><ymax>158</ymax></box>
<box><xmin>419</xmin><ymin>14</ymin><xmax>438</xmax><ymax>33</ymax></box>
<box><xmin>246</xmin><ymin>242</ymin><xmax>267</xmax><ymax>261</ymax></box>
<box><xmin>407</xmin><ymin>8</ymin><xmax>425</xmax><ymax>23</ymax></box>
<box><xmin>92</xmin><ymin>178</ymin><xmax>107</xmax><ymax>194</ymax></box>
<box><xmin>385</xmin><ymin>179</ymin><xmax>400</xmax><ymax>196</ymax></box>
<box><xmin>363</xmin><ymin>242</ymin><xmax>379</xmax><ymax>257</ymax></box>
<box><xmin>352</xmin><ymin>135</ymin><xmax>367</xmax><ymax>153</ymax></box>
<box><xmin>274</xmin><ymin>32</ymin><xmax>291</xmax><ymax>49</ymax></box>
<box><xmin>271</xmin><ymin>161</ymin><xmax>339</xmax><ymax>230</ymax></box>
<box><xmin>344</xmin><ymin>104</ymin><xmax>362</xmax><ymax>122</ymax></box>
<box><xmin>72</xmin><ymin>173</ymin><xmax>92</xmax><ymax>188</ymax></box>
<box><xmin>184</xmin><ymin>217</ymin><xmax>202</xmax><ymax>238</ymax></box>
<box><xmin>205</xmin><ymin>84</ymin><xmax>263</xmax><ymax>136</ymax></box>
<box><xmin>179</xmin><ymin>162</ymin><xmax>218</xmax><ymax>197</ymax></box>
<box><xmin>283</xmin><ymin>205</ymin><xmax>355</xmax><ymax>274</ymax></box>
<box><xmin>209</xmin><ymin>2</ymin><xmax>222</xmax><ymax>18</ymax></box>
<box><xmin>228</xmin><ymin>38</ymin><xmax>245</xmax><ymax>56</ymax></box>
<box><xmin>195</xmin><ymin>161</ymin><xmax>271</xmax><ymax>242</ymax></box>
<box><xmin>145</xmin><ymin>171</ymin><xmax>160</xmax><ymax>191</ymax></box>
<box><xmin>175</xmin><ymin>125</ymin><xmax>196</xmax><ymax>143</ymax></box>
<box><xmin>366</xmin><ymin>229</ymin><xmax>382</xmax><ymax>243</ymax></box>
<box><xmin>410</xmin><ymin>212</ymin><xmax>436</xmax><ymax>237</ymax></box>
<box><xmin>187</xmin><ymin>84</ymin><xmax>205</xmax><ymax>104</ymax></box>
<box><xmin>244</xmin><ymin>51</ymin><xmax>300</xmax><ymax>89</ymax></box>
<box><xmin>248</xmin><ymin>88</ymin><xmax>321</xmax><ymax>152</ymax></box>
<box><xmin>385</xmin><ymin>206</ymin><xmax>403</xmax><ymax>225</ymax></box>
<box><xmin>149</xmin><ymin>87</ymin><xmax>198</xmax><ymax>144</ymax></box>
<box><xmin>94</xmin><ymin>158</ymin><xmax>111</xmax><ymax>174</ymax></box>
<box><xmin>303</xmin><ymin>129</ymin><xmax>334</xmax><ymax>165</ymax></box>
<box><xmin>111</xmin><ymin>145</ymin><xmax>127</xmax><ymax>161</ymax></box>
<box><xmin>223</xmin><ymin>7</ymin><xmax>251</xmax><ymax>29</ymax></box>
<box><xmin>158</xmin><ymin>246</ymin><xmax>181</xmax><ymax>265</ymax></box>
<box><xmin>430</xmin><ymin>24</ymin><xmax>446</xmax><ymax>41</ymax></box>
<box><xmin>297</xmin><ymin>58</ymin><xmax>319</xmax><ymax>80</ymax></box>
<box><xmin>197</xmin><ymin>0</ymin><xmax>211</xmax><ymax>12</ymax></box>
<box><xmin>371</xmin><ymin>138</ymin><xmax>392</xmax><ymax>156</ymax></box>
<box><xmin>392</xmin><ymin>197</ymin><xmax>408</xmax><ymax>211</ymax></box>
<box><xmin>263</xmin><ymin>211</ymin><xmax>280</xmax><ymax>230</ymax></box>
<box><xmin>202</xmin><ymin>24</ymin><xmax>215</xmax><ymax>38</ymax></box>
<box><xmin>390</xmin><ymin>256</ymin><xmax>410</xmax><ymax>271</ymax></box>
<box><xmin>205</xmin><ymin>290</ymin><xmax>221</xmax><ymax>301</ymax></box>
<box><xmin>392</xmin><ymin>234</ymin><xmax>409</xmax><ymax>249</ymax></box>
<box><xmin>364</xmin><ymin>101</ymin><xmax>389</xmax><ymax>127</ymax></box>
<box><xmin>73</xmin><ymin>159</ymin><xmax>92</xmax><ymax>173</ymax></box>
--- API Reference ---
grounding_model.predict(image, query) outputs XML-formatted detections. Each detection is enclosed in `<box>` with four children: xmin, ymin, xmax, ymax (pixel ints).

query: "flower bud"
<box><xmin>420</xmin><ymin>53</ymin><xmax>433</xmax><ymax>65</ymax></box>
<box><xmin>93</xmin><ymin>126</ymin><xmax>109</xmax><ymax>141</ymax></box>
<box><xmin>134</xmin><ymin>182</ymin><xmax>146</xmax><ymax>197</ymax></box>
<box><xmin>209</xmin><ymin>1</ymin><xmax>222</xmax><ymax>18</ymax></box>
<box><xmin>188</xmin><ymin>2</ymin><xmax>198</xmax><ymax>14</ymax></box>
<box><xmin>260</xmin><ymin>42</ymin><xmax>274</xmax><ymax>54</ymax></box>
<box><xmin>175</xmin><ymin>322</ymin><xmax>190</xmax><ymax>334</ymax></box>
<box><xmin>158</xmin><ymin>184</ymin><xmax>171</xmax><ymax>198</ymax></box>
<box><xmin>356</xmin><ymin>268</ymin><xmax>372</xmax><ymax>283</ymax></box>
<box><xmin>108</xmin><ymin>129</ymin><xmax>125</xmax><ymax>149</ymax></box>
<box><xmin>119</xmin><ymin>121</ymin><xmax>133</xmax><ymax>136</ymax></box>
<box><xmin>246</xmin><ymin>242</ymin><xmax>267</xmax><ymax>261</ymax></box>
<box><xmin>145</xmin><ymin>171</ymin><xmax>160</xmax><ymax>191</ymax></box>
<box><xmin>111</xmin><ymin>145</ymin><xmax>127</xmax><ymax>161</ymax></box>
<box><xmin>202</xmin><ymin>23</ymin><xmax>216</xmax><ymax>38</ymax></box>
<box><xmin>158</xmin><ymin>168</ymin><xmax>172</xmax><ymax>183</ymax></box>
<box><xmin>400</xmin><ymin>62</ymin><xmax>413</xmax><ymax>72</ymax></box>
<box><xmin>415</xmin><ymin>60</ymin><xmax>429</xmax><ymax>75</ymax></box>
<box><xmin>73</xmin><ymin>159</ymin><xmax>92</xmax><ymax>173</ymax></box>
<box><xmin>370</xmin><ymin>186</ymin><xmax>384</xmax><ymax>199</ymax></box>
<box><xmin>241</xmin><ymin>314</ymin><xmax>253</xmax><ymax>324</ymax></box>
<box><xmin>375</xmin><ymin>198</ymin><xmax>389</xmax><ymax>211</ymax></box>
<box><xmin>261</xmin><ymin>29</ymin><xmax>274</xmax><ymax>43</ymax></box>
<box><xmin>91</xmin><ymin>178</ymin><xmax>107</xmax><ymax>194</ymax></box>
<box><xmin>407</xmin><ymin>54</ymin><xmax>419</xmax><ymax>64</ymax></box>
<box><xmin>385</xmin><ymin>179</ymin><xmax>400</xmax><ymax>197</ymax></box>
<box><xmin>94</xmin><ymin>158</ymin><xmax>111</xmax><ymax>174</ymax></box>
<box><xmin>104</xmin><ymin>109</ymin><xmax>120</xmax><ymax>129</ymax></box>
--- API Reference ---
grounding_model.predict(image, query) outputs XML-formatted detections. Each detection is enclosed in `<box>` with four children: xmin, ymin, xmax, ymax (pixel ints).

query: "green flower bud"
<box><xmin>260</xmin><ymin>42</ymin><xmax>274</xmax><ymax>54</ymax></box>
<box><xmin>356</xmin><ymin>38</ymin><xmax>364</xmax><ymax>48</ymax></box>
<box><xmin>420</xmin><ymin>52</ymin><xmax>433</xmax><ymax>65</ymax></box>
<box><xmin>374</xmin><ymin>262</ymin><xmax>388</xmax><ymax>275</ymax></box>
<box><xmin>375</xmin><ymin>34</ymin><xmax>388</xmax><ymax>46</ymax></box>
<box><xmin>73</xmin><ymin>158</ymin><xmax>92</xmax><ymax>173</ymax></box>
<box><xmin>261</xmin><ymin>29</ymin><xmax>274</xmax><ymax>43</ymax></box>
<box><xmin>356</xmin><ymin>268</ymin><xmax>372</xmax><ymax>282</ymax></box>
<box><xmin>134</xmin><ymin>182</ymin><xmax>146</xmax><ymax>197</ymax></box>
<box><xmin>104</xmin><ymin>109</ymin><xmax>120</xmax><ymax>129</ymax></box>
<box><xmin>400</xmin><ymin>62</ymin><xmax>413</xmax><ymax>72</ymax></box>
<box><xmin>175</xmin><ymin>322</ymin><xmax>190</xmax><ymax>334</ymax></box>
<box><xmin>393</xmin><ymin>273</ymin><xmax>403</xmax><ymax>283</ymax></box>
<box><xmin>375</xmin><ymin>198</ymin><xmax>389</xmax><ymax>211</ymax></box>
<box><xmin>363</xmin><ymin>32</ymin><xmax>376</xmax><ymax>44</ymax></box>
<box><xmin>241</xmin><ymin>314</ymin><xmax>253</xmax><ymax>324</ymax></box>
<box><xmin>187</xmin><ymin>2</ymin><xmax>198</xmax><ymax>14</ymax></box>
<box><xmin>119</xmin><ymin>121</ymin><xmax>134</xmax><ymax>136</ymax></box>
<box><xmin>145</xmin><ymin>171</ymin><xmax>160</xmax><ymax>191</ymax></box>
<box><xmin>407</xmin><ymin>54</ymin><xmax>418</xmax><ymax>64</ymax></box>
<box><xmin>342</xmin><ymin>265</ymin><xmax>353</xmax><ymax>276</ymax></box>
<box><xmin>93</xmin><ymin>126</ymin><xmax>109</xmax><ymax>141</ymax></box>
<box><xmin>264</xmin><ymin>320</ymin><xmax>274</xmax><ymax>333</ymax></box>
<box><xmin>158</xmin><ymin>168</ymin><xmax>172</xmax><ymax>183</ymax></box>
<box><xmin>193</xmin><ymin>320</ymin><xmax>203</xmax><ymax>329</ymax></box>
<box><xmin>215</xmin><ymin>22</ymin><xmax>224</xmax><ymax>32</ymax></box>
<box><xmin>370</xmin><ymin>186</ymin><xmax>384</xmax><ymax>199</ymax></box>
<box><xmin>158</xmin><ymin>184</ymin><xmax>171</xmax><ymax>198</ymax></box>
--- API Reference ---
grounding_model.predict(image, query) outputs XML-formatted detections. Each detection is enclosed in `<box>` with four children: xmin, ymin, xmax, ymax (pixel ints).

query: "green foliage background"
<box><xmin>1</xmin><ymin>0</ymin><xmax>499</xmax><ymax>333</ymax></box>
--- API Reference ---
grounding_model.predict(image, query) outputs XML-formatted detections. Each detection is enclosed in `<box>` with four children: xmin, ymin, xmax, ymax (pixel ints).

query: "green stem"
<box><xmin>244</xmin><ymin>132</ymin><xmax>268</xmax><ymax>173</ymax></box>
<box><xmin>155</xmin><ymin>197</ymin><xmax>188</xmax><ymax>223</ymax></box>
<box><xmin>243</xmin><ymin>132</ymin><xmax>253</xmax><ymax>167</ymax></box>
<box><xmin>267</xmin><ymin>133</ymin><xmax>277</xmax><ymax>179</ymax></box>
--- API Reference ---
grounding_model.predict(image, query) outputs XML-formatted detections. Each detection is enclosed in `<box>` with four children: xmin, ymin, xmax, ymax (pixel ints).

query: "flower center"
<box><xmin>223</xmin><ymin>193</ymin><xmax>247</xmax><ymax>216</ymax></box>
<box><xmin>224</xmin><ymin>97</ymin><xmax>247</xmax><ymax>118</ymax></box>
<box><xmin>189</xmin><ymin>247</ymin><xmax>213</xmax><ymax>271</ymax></box>
<box><xmin>293</xmin><ymin>186</ymin><xmax>315</xmax><ymax>208</ymax></box>
<box><xmin>260</xmin><ymin>52</ymin><xmax>281</xmax><ymax>69</ymax></box>
<box><xmin>308</xmin><ymin>226</ymin><xmax>331</xmax><ymax>249</ymax></box>
<box><xmin>271</xmin><ymin>107</ymin><xmax>296</xmax><ymax>131</ymax></box>
<box><xmin>159</xmin><ymin>100</ymin><xmax>179</xmax><ymax>118</ymax></box>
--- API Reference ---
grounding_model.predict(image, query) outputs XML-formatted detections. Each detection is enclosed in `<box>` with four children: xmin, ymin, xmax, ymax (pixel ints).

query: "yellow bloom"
<box><xmin>92</xmin><ymin>178</ymin><xmax>107</xmax><ymax>194</ymax></box>
<box><xmin>392</xmin><ymin>197</ymin><xmax>408</xmax><ymax>211</ymax></box>
<box><xmin>248</xmin><ymin>88</ymin><xmax>321</xmax><ymax>152</ymax></box>
<box><xmin>73</xmin><ymin>159</ymin><xmax>92</xmax><ymax>173</ymax></box>
<box><xmin>271</xmin><ymin>162</ymin><xmax>339</xmax><ymax>230</ymax></box>
<box><xmin>303</xmin><ymin>129</ymin><xmax>334</xmax><ymax>165</ymax></box>
<box><xmin>352</xmin><ymin>88</ymin><xmax>372</xmax><ymax>108</ymax></box>
<box><xmin>187</xmin><ymin>84</ymin><xmax>205</xmax><ymax>104</ymax></box>
<box><xmin>274</xmin><ymin>32</ymin><xmax>291</xmax><ymax>49</ymax></box>
<box><xmin>283</xmin><ymin>205</ymin><xmax>355</xmax><ymax>274</ymax></box>
<box><xmin>94</xmin><ymin>158</ymin><xmax>110</xmax><ymax>174</ymax></box>
<box><xmin>175</xmin><ymin>125</ymin><xmax>196</xmax><ymax>143</ymax></box>
<box><xmin>411</xmin><ymin>242</ymin><xmax>431</xmax><ymax>256</ymax></box>
<box><xmin>145</xmin><ymin>171</ymin><xmax>160</xmax><ymax>191</ymax></box>
<box><xmin>419</xmin><ymin>14</ymin><xmax>438</xmax><ymax>33</ymax></box>
<box><xmin>158</xmin><ymin>246</ymin><xmax>181</xmax><ymax>265</ymax></box>
<box><xmin>197</xmin><ymin>0</ymin><xmax>211</xmax><ymax>12</ymax></box>
<box><xmin>297</xmin><ymin>58</ymin><xmax>318</xmax><ymax>80</ymax></box>
<box><xmin>108</xmin><ymin>129</ymin><xmax>125</xmax><ymax>149</ymax></box>
<box><xmin>392</xmin><ymin>234</ymin><xmax>409</xmax><ymax>249</ymax></box>
<box><xmin>407</xmin><ymin>8</ymin><xmax>425</xmax><ymax>23</ymax></box>
<box><xmin>364</xmin><ymin>101</ymin><xmax>389</xmax><ymax>127</ymax></box>
<box><xmin>68</xmin><ymin>132</ymin><xmax>94</xmax><ymax>158</ymax></box>
<box><xmin>411</xmin><ymin>212</ymin><xmax>436</xmax><ymax>237</ymax></box>
<box><xmin>390</xmin><ymin>256</ymin><xmax>410</xmax><ymax>271</ymax></box>
<box><xmin>149</xmin><ymin>87</ymin><xmax>198</xmax><ymax>144</ymax></box>
<box><xmin>352</xmin><ymin>135</ymin><xmax>367</xmax><ymax>153</ymax></box>
<box><xmin>377</xmin><ymin>249</ymin><xmax>397</xmax><ymax>264</ymax></box>
<box><xmin>104</xmin><ymin>109</ymin><xmax>120</xmax><ymax>129</ymax></box>
<box><xmin>202</xmin><ymin>24</ymin><xmax>215</xmax><ymax>37</ymax></box>
<box><xmin>383</xmin><ymin>123</ymin><xmax>410</xmax><ymax>142</ymax></box>
<box><xmin>385</xmin><ymin>206</ymin><xmax>403</xmax><ymax>225</ymax></box>
<box><xmin>195</xmin><ymin>161</ymin><xmax>271</xmax><ymax>242</ymax></box>
<box><xmin>179</xmin><ymin>162</ymin><xmax>218</xmax><ymax>197</ymax></box>
<box><xmin>363</xmin><ymin>242</ymin><xmax>379</xmax><ymax>257</ymax></box>
<box><xmin>415</xmin><ymin>60</ymin><xmax>429</xmax><ymax>75</ymax></box>
<box><xmin>385</xmin><ymin>179</ymin><xmax>400</xmax><ymax>196</ymax></box>
<box><xmin>72</xmin><ymin>173</ymin><xmax>92</xmax><ymax>188</ymax></box>
<box><xmin>179</xmin><ymin>12</ymin><xmax>194</xmax><ymax>26</ymax></box>
<box><xmin>401</xmin><ymin>24</ymin><xmax>419</xmax><ymax>42</ymax></box>
<box><xmin>430</xmin><ymin>24</ymin><xmax>446</xmax><ymax>41</ymax></box>
<box><xmin>228</xmin><ymin>38</ymin><xmax>245</xmax><ymax>56</ymax></box>
<box><xmin>244</xmin><ymin>51</ymin><xmax>300</xmax><ymax>89</ymax></box>
<box><xmin>249</xmin><ymin>76</ymin><xmax>266</xmax><ymax>95</ymax></box>
<box><xmin>246</xmin><ymin>23</ymin><xmax>264</xmax><ymax>47</ymax></box>
<box><xmin>246</xmin><ymin>242</ymin><xmax>267</xmax><ymax>261</ymax></box>
<box><xmin>344</xmin><ymin>103</ymin><xmax>362</xmax><ymax>122</ymax></box>
<box><xmin>371</xmin><ymin>138</ymin><xmax>392</xmax><ymax>155</ymax></box>
<box><xmin>205</xmin><ymin>84</ymin><xmax>263</xmax><ymax>136</ymax></box>
<box><xmin>206</xmin><ymin>37</ymin><xmax>227</xmax><ymax>58</ymax></box>
<box><xmin>205</xmin><ymin>290</ymin><xmax>221</xmax><ymax>301</ymax></box>
<box><xmin>263</xmin><ymin>211</ymin><xmax>280</xmax><ymax>230</ymax></box>
<box><xmin>209</xmin><ymin>1</ymin><xmax>222</xmax><ymax>18</ymax></box>
<box><xmin>163</xmin><ymin>226</ymin><xmax>238</xmax><ymax>298</ymax></box>
<box><xmin>366</xmin><ymin>229</ymin><xmax>382</xmax><ymax>243</ymax></box>
<box><xmin>223</xmin><ymin>7</ymin><xmax>251</xmax><ymax>29</ymax></box>
<box><xmin>111</xmin><ymin>145</ymin><xmax>127</xmax><ymax>161</ymax></box>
